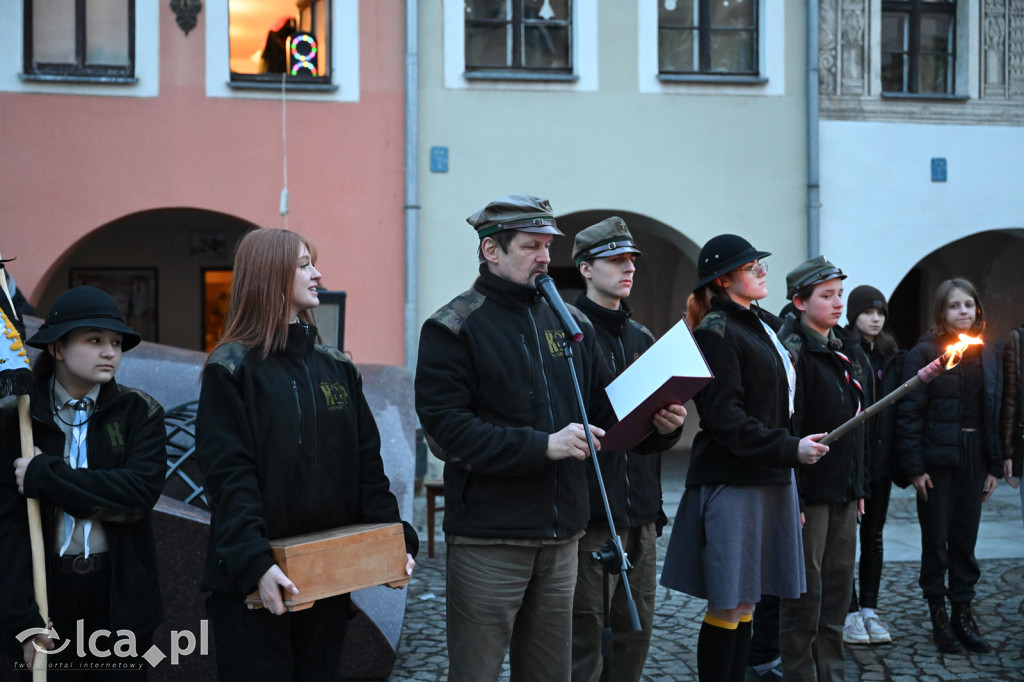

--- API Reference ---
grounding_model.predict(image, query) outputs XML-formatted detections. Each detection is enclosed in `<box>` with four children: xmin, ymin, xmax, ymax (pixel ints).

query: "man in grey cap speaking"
<box><xmin>415</xmin><ymin>195</ymin><xmax>617</xmax><ymax>681</ymax></box>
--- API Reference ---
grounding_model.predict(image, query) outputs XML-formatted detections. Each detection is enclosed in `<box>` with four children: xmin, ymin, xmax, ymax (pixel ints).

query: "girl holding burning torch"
<box><xmin>896</xmin><ymin>278</ymin><xmax>1001</xmax><ymax>655</ymax></box>
<box><xmin>195</xmin><ymin>228</ymin><xmax>417</xmax><ymax>681</ymax></box>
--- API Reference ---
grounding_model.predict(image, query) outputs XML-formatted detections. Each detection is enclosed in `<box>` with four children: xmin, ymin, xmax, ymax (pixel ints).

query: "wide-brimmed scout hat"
<box><xmin>572</xmin><ymin>217</ymin><xmax>642</xmax><ymax>267</ymax></box>
<box><xmin>27</xmin><ymin>286</ymin><xmax>141</xmax><ymax>351</ymax></box>
<box><xmin>785</xmin><ymin>256</ymin><xmax>847</xmax><ymax>300</ymax></box>
<box><xmin>466</xmin><ymin>195</ymin><xmax>564</xmax><ymax>239</ymax></box>
<box><xmin>692</xmin><ymin>234</ymin><xmax>771</xmax><ymax>291</ymax></box>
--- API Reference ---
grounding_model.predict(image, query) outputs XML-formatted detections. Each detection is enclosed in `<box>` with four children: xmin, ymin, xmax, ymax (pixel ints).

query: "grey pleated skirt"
<box><xmin>660</xmin><ymin>470</ymin><xmax>806</xmax><ymax>610</ymax></box>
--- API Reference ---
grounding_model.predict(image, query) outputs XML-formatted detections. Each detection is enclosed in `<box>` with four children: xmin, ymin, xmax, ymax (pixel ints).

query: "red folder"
<box><xmin>600</xmin><ymin>319</ymin><xmax>713</xmax><ymax>451</ymax></box>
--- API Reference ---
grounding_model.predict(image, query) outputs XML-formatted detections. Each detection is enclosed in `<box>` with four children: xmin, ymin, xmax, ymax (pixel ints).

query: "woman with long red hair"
<box><xmin>660</xmin><ymin>234</ymin><xmax>826</xmax><ymax>682</ymax></box>
<box><xmin>196</xmin><ymin>228</ymin><xmax>417</xmax><ymax>680</ymax></box>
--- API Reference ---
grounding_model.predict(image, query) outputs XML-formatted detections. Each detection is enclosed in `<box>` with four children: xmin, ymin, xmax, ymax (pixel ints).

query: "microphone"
<box><xmin>535</xmin><ymin>274</ymin><xmax>583</xmax><ymax>343</ymax></box>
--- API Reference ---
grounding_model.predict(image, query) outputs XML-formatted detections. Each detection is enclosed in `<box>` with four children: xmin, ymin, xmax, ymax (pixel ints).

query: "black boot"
<box><xmin>928</xmin><ymin>597</ymin><xmax>963</xmax><ymax>654</ymax></box>
<box><xmin>951</xmin><ymin>601</ymin><xmax>992</xmax><ymax>653</ymax></box>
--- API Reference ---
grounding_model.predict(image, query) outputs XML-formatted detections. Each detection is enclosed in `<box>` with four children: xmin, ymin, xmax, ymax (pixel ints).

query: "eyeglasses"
<box><xmin>739</xmin><ymin>262</ymin><xmax>767</xmax><ymax>277</ymax></box>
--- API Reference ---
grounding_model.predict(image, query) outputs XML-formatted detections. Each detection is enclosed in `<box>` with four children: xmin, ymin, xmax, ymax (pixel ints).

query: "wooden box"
<box><xmin>246</xmin><ymin>522</ymin><xmax>409</xmax><ymax>611</ymax></box>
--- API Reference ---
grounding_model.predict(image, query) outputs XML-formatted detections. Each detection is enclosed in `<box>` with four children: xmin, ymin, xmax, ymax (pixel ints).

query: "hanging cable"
<box><xmin>280</xmin><ymin>71</ymin><xmax>290</xmax><ymax>229</ymax></box>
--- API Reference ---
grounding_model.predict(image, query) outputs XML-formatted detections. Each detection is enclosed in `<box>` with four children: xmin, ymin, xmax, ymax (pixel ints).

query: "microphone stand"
<box><xmin>556</xmin><ymin>336</ymin><xmax>641</xmax><ymax>682</ymax></box>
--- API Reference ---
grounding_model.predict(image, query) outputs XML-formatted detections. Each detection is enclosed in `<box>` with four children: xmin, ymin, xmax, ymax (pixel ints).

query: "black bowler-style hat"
<box><xmin>27</xmin><ymin>286</ymin><xmax>141</xmax><ymax>351</ymax></box>
<box><xmin>692</xmin><ymin>234</ymin><xmax>771</xmax><ymax>292</ymax></box>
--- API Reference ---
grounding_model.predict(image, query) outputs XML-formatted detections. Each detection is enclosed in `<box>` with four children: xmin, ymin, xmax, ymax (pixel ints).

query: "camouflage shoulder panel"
<box><xmin>695</xmin><ymin>310</ymin><xmax>727</xmax><ymax>337</ymax></box>
<box><xmin>207</xmin><ymin>343</ymin><xmax>248</xmax><ymax>374</ymax></box>
<box><xmin>117</xmin><ymin>385</ymin><xmax>163</xmax><ymax>418</ymax></box>
<box><xmin>779</xmin><ymin>323</ymin><xmax>804</xmax><ymax>361</ymax></box>
<box><xmin>315</xmin><ymin>344</ymin><xmax>353</xmax><ymax>366</ymax></box>
<box><xmin>429</xmin><ymin>288</ymin><xmax>486</xmax><ymax>335</ymax></box>
<box><xmin>565</xmin><ymin>302</ymin><xmax>597</xmax><ymax>333</ymax></box>
<box><xmin>626</xmin><ymin>319</ymin><xmax>655</xmax><ymax>344</ymax></box>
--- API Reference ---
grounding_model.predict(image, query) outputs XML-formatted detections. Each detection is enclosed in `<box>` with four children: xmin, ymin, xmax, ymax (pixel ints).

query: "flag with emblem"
<box><xmin>0</xmin><ymin>254</ymin><xmax>49</xmax><ymax>681</ymax></box>
<box><xmin>0</xmin><ymin>259</ymin><xmax>33</xmax><ymax>397</ymax></box>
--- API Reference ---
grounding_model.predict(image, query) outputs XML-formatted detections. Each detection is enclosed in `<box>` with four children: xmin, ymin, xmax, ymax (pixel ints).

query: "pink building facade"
<box><xmin>0</xmin><ymin>1</ymin><xmax>408</xmax><ymax>365</ymax></box>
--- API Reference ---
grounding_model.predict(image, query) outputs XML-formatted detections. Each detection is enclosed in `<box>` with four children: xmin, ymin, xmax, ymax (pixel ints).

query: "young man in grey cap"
<box><xmin>569</xmin><ymin>217</ymin><xmax>686</xmax><ymax>682</ymax></box>
<box><xmin>778</xmin><ymin>256</ymin><xmax>869</xmax><ymax>681</ymax></box>
<box><xmin>415</xmin><ymin>195</ymin><xmax>617</xmax><ymax>682</ymax></box>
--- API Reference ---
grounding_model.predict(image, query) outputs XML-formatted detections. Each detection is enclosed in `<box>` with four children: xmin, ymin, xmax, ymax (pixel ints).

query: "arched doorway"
<box><xmin>36</xmin><ymin>208</ymin><xmax>257</xmax><ymax>351</ymax></box>
<box><xmin>889</xmin><ymin>228</ymin><xmax>1024</xmax><ymax>349</ymax></box>
<box><xmin>551</xmin><ymin>209</ymin><xmax>700</xmax><ymax>339</ymax></box>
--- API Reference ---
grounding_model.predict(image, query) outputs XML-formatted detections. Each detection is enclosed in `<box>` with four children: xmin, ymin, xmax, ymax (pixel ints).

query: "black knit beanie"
<box><xmin>846</xmin><ymin>285</ymin><xmax>888</xmax><ymax>325</ymax></box>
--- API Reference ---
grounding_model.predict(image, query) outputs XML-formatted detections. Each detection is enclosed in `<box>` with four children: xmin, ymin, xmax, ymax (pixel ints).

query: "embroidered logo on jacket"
<box><xmin>319</xmin><ymin>382</ymin><xmax>351</xmax><ymax>411</ymax></box>
<box><xmin>544</xmin><ymin>330</ymin><xmax>568</xmax><ymax>358</ymax></box>
<box><xmin>106</xmin><ymin>419</ymin><xmax>126</xmax><ymax>452</ymax></box>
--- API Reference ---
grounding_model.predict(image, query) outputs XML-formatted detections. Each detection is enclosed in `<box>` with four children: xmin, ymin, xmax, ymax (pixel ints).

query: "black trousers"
<box><xmin>15</xmin><ymin>565</ymin><xmax>152</xmax><ymax>681</ymax></box>
<box><xmin>206</xmin><ymin>592</ymin><xmax>351</xmax><ymax>682</ymax></box>
<box><xmin>916</xmin><ymin>431</ymin><xmax>986</xmax><ymax>603</ymax></box>
<box><xmin>849</xmin><ymin>477</ymin><xmax>893</xmax><ymax>611</ymax></box>
<box><xmin>747</xmin><ymin>594</ymin><xmax>780</xmax><ymax>667</ymax></box>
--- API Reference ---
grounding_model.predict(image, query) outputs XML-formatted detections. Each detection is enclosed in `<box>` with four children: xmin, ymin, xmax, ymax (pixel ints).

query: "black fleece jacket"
<box><xmin>415</xmin><ymin>266</ymin><xmax>616</xmax><ymax>540</ymax></box>
<box><xmin>574</xmin><ymin>295</ymin><xmax>680</xmax><ymax>531</ymax></box>
<box><xmin>685</xmin><ymin>297</ymin><xmax>801</xmax><ymax>488</ymax></box>
<box><xmin>0</xmin><ymin>375</ymin><xmax>167</xmax><ymax>640</ymax></box>
<box><xmin>895</xmin><ymin>332</ymin><xmax>1002</xmax><ymax>479</ymax></box>
<box><xmin>780</xmin><ymin>320</ymin><xmax>869</xmax><ymax>505</ymax></box>
<box><xmin>856</xmin><ymin>338</ymin><xmax>904</xmax><ymax>483</ymax></box>
<box><xmin>197</xmin><ymin>323</ymin><xmax>417</xmax><ymax>596</ymax></box>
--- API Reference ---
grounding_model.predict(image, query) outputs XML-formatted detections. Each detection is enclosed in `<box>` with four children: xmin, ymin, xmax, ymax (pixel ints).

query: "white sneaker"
<box><xmin>862</xmin><ymin>614</ymin><xmax>892</xmax><ymax>644</ymax></box>
<box><xmin>843</xmin><ymin>612</ymin><xmax>870</xmax><ymax>645</ymax></box>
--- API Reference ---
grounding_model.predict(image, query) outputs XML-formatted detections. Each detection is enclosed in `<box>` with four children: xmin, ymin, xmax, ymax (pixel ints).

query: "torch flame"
<box><xmin>943</xmin><ymin>334</ymin><xmax>984</xmax><ymax>370</ymax></box>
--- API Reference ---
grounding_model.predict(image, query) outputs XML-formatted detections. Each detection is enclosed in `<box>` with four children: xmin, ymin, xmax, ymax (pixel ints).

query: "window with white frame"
<box><xmin>228</xmin><ymin>0</ymin><xmax>332</xmax><ymax>85</ymax></box>
<box><xmin>23</xmin><ymin>0</ymin><xmax>135</xmax><ymax>80</ymax></box>
<box><xmin>881</xmin><ymin>0</ymin><xmax>956</xmax><ymax>95</ymax></box>
<box><xmin>464</xmin><ymin>0</ymin><xmax>573</xmax><ymax>76</ymax></box>
<box><xmin>658</xmin><ymin>0</ymin><xmax>758</xmax><ymax>76</ymax></box>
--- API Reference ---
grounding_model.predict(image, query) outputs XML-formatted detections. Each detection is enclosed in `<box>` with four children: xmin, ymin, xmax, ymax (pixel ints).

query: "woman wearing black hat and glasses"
<box><xmin>0</xmin><ymin>286</ymin><xmax>167</xmax><ymax>679</ymax></box>
<box><xmin>660</xmin><ymin>236</ymin><xmax>827</xmax><ymax>682</ymax></box>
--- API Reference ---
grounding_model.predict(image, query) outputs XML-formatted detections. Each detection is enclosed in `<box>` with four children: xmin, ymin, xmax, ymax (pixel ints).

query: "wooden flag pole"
<box><xmin>0</xmin><ymin>261</ymin><xmax>48</xmax><ymax>680</ymax></box>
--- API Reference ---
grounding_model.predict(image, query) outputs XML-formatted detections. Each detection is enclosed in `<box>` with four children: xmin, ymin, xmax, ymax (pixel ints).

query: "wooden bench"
<box><xmin>423</xmin><ymin>479</ymin><xmax>445</xmax><ymax>558</ymax></box>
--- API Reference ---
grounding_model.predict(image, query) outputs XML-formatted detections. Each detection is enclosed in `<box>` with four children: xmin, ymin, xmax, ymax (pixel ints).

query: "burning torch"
<box><xmin>820</xmin><ymin>334</ymin><xmax>984</xmax><ymax>446</ymax></box>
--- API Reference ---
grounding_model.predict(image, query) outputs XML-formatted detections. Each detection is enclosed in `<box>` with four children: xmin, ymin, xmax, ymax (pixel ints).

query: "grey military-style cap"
<box><xmin>786</xmin><ymin>255</ymin><xmax>847</xmax><ymax>299</ymax></box>
<box><xmin>466</xmin><ymin>195</ymin><xmax>564</xmax><ymax>239</ymax></box>
<box><xmin>572</xmin><ymin>216</ymin><xmax>642</xmax><ymax>267</ymax></box>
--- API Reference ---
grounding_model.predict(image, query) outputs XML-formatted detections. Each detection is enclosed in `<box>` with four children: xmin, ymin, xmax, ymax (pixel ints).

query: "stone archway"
<box><xmin>889</xmin><ymin>228</ymin><xmax>1024</xmax><ymax>350</ymax></box>
<box><xmin>35</xmin><ymin>208</ymin><xmax>257</xmax><ymax>352</ymax></box>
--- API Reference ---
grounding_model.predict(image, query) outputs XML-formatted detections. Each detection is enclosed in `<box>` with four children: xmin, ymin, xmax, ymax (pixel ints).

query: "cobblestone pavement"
<box><xmin>390</xmin><ymin>549</ymin><xmax>1024</xmax><ymax>681</ymax></box>
<box><xmin>392</xmin><ymin>458</ymin><xmax>1024</xmax><ymax>681</ymax></box>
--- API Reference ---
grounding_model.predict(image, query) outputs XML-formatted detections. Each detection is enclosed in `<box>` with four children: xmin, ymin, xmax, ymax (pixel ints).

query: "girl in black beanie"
<box><xmin>841</xmin><ymin>285</ymin><xmax>902</xmax><ymax>647</ymax></box>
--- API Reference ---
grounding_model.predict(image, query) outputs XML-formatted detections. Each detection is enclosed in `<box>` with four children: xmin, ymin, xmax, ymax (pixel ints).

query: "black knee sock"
<box><xmin>698</xmin><ymin>613</ymin><xmax>737</xmax><ymax>682</ymax></box>
<box><xmin>729</xmin><ymin>615</ymin><xmax>753</xmax><ymax>682</ymax></box>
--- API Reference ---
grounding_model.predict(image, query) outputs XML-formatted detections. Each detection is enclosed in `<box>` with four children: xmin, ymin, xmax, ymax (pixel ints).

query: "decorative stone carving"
<box><xmin>170</xmin><ymin>0</ymin><xmax>202</xmax><ymax>36</ymax></box>
<box><xmin>821</xmin><ymin>0</ymin><xmax>1024</xmax><ymax>124</ymax></box>
<box><xmin>1010</xmin><ymin>3</ymin><xmax>1024</xmax><ymax>96</ymax></box>
<box><xmin>820</xmin><ymin>0</ymin><xmax>840</xmax><ymax>96</ymax></box>
<box><xmin>840</xmin><ymin>3</ymin><xmax>867</xmax><ymax>96</ymax></box>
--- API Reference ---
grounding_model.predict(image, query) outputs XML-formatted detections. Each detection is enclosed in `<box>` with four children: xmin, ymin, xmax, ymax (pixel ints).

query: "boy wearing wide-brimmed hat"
<box><xmin>0</xmin><ymin>285</ymin><xmax>166</xmax><ymax>678</ymax></box>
